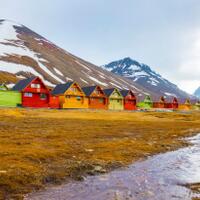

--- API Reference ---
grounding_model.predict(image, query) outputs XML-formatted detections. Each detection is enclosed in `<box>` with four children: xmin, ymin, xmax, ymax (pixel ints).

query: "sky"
<box><xmin>0</xmin><ymin>0</ymin><xmax>200</xmax><ymax>94</ymax></box>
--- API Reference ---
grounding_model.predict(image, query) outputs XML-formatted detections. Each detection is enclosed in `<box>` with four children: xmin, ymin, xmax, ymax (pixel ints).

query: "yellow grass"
<box><xmin>0</xmin><ymin>108</ymin><xmax>200</xmax><ymax>199</ymax></box>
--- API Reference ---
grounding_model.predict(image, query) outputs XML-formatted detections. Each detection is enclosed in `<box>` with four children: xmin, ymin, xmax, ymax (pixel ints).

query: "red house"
<box><xmin>13</xmin><ymin>77</ymin><xmax>58</xmax><ymax>108</ymax></box>
<box><xmin>82</xmin><ymin>85</ymin><xmax>108</xmax><ymax>109</ymax></box>
<box><xmin>49</xmin><ymin>94</ymin><xmax>60</xmax><ymax>109</ymax></box>
<box><xmin>120</xmin><ymin>90</ymin><xmax>137</xmax><ymax>110</ymax></box>
<box><xmin>165</xmin><ymin>97</ymin><xmax>179</xmax><ymax>110</ymax></box>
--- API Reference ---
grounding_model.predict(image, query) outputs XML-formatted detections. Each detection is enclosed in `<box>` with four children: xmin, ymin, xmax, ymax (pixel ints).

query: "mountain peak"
<box><xmin>103</xmin><ymin>57</ymin><xmax>191</xmax><ymax>99</ymax></box>
<box><xmin>0</xmin><ymin>21</ymin><xmax>193</xmax><ymax>100</ymax></box>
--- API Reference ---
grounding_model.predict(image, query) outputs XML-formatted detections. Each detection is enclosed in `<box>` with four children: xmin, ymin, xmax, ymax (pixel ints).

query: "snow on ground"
<box><xmin>39</xmin><ymin>62</ymin><xmax>65</xmax><ymax>83</ymax></box>
<box><xmin>164</xmin><ymin>92</ymin><xmax>177</xmax><ymax>97</ymax></box>
<box><xmin>6</xmin><ymin>83</ymin><xmax>15</xmax><ymax>88</ymax></box>
<box><xmin>66</xmin><ymin>77</ymin><xmax>73</xmax><ymax>81</ymax></box>
<box><xmin>87</xmin><ymin>75</ymin><xmax>108</xmax><ymax>87</ymax></box>
<box><xmin>148</xmin><ymin>80</ymin><xmax>157</xmax><ymax>86</ymax></box>
<box><xmin>0</xmin><ymin>20</ymin><xmax>66</xmax><ymax>85</ymax></box>
<box><xmin>53</xmin><ymin>67</ymin><xmax>64</xmax><ymax>76</ymax></box>
<box><xmin>110</xmin><ymin>82</ymin><xmax>122</xmax><ymax>89</ymax></box>
<box><xmin>149</xmin><ymin>77</ymin><xmax>159</xmax><ymax>83</ymax></box>
<box><xmin>39</xmin><ymin>58</ymin><xmax>49</xmax><ymax>63</ymax></box>
<box><xmin>134</xmin><ymin>71</ymin><xmax>149</xmax><ymax>76</ymax></box>
<box><xmin>0</xmin><ymin>60</ymin><xmax>55</xmax><ymax>87</ymax></box>
<box><xmin>76</xmin><ymin>61</ymin><xmax>91</xmax><ymax>71</ymax></box>
<box><xmin>0</xmin><ymin>20</ymin><xmax>22</xmax><ymax>41</ymax></box>
<box><xmin>129</xmin><ymin>64</ymin><xmax>141</xmax><ymax>71</ymax></box>
<box><xmin>80</xmin><ymin>78</ymin><xmax>88</xmax><ymax>84</ymax></box>
<box><xmin>99</xmin><ymin>74</ymin><xmax>106</xmax><ymax>79</ymax></box>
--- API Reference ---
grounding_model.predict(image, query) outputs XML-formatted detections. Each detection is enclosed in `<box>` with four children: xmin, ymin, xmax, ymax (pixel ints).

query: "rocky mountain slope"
<box><xmin>194</xmin><ymin>87</ymin><xmax>200</xmax><ymax>98</ymax></box>
<box><xmin>0</xmin><ymin>19</ymin><xmax>192</xmax><ymax>100</ymax></box>
<box><xmin>102</xmin><ymin>57</ymin><xmax>192</xmax><ymax>100</ymax></box>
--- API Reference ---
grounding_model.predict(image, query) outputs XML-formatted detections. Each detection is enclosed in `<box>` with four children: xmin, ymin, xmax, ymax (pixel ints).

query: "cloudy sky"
<box><xmin>0</xmin><ymin>0</ymin><xmax>200</xmax><ymax>94</ymax></box>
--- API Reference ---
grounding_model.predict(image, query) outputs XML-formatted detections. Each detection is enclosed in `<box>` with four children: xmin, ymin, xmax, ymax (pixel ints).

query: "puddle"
<box><xmin>26</xmin><ymin>134</ymin><xmax>200</xmax><ymax>200</ymax></box>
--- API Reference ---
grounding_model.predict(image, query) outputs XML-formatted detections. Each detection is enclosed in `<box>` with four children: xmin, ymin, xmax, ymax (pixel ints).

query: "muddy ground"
<box><xmin>0</xmin><ymin>108</ymin><xmax>200</xmax><ymax>199</ymax></box>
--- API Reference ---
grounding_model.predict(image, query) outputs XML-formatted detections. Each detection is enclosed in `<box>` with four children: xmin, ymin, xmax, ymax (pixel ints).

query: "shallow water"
<box><xmin>26</xmin><ymin>134</ymin><xmax>200</xmax><ymax>200</ymax></box>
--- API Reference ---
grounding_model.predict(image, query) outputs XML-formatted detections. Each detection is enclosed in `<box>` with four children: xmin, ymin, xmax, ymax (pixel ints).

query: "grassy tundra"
<box><xmin>0</xmin><ymin>108</ymin><xmax>200</xmax><ymax>199</ymax></box>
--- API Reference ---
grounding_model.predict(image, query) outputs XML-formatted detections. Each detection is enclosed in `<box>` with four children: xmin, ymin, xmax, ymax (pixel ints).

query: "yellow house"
<box><xmin>52</xmin><ymin>82</ymin><xmax>88</xmax><ymax>109</ymax></box>
<box><xmin>178</xmin><ymin>99</ymin><xmax>192</xmax><ymax>111</ymax></box>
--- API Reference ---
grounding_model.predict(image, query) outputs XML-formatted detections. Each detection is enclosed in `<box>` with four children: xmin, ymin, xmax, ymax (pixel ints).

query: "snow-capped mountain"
<box><xmin>102</xmin><ymin>57</ymin><xmax>192</xmax><ymax>100</ymax></box>
<box><xmin>0</xmin><ymin>20</ymin><xmax>144</xmax><ymax>91</ymax></box>
<box><xmin>0</xmin><ymin>19</ymin><xmax>192</xmax><ymax>100</ymax></box>
<box><xmin>194</xmin><ymin>87</ymin><xmax>200</xmax><ymax>98</ymax></box>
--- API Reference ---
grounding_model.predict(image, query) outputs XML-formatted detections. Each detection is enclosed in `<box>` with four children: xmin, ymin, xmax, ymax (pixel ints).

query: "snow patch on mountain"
<box><xmin>53</xmin><ymin>67</ymin><xmax>64</xmax><ymax>76</ymax></box>
<box><xmin>87</xmin><ymin>75</ymin><xmax>108</xmax><ymax>87</ymax></box>
<box><xmin>103</xmin><ymin>57</ymin><xmax>191</xmax><ymax>99</ymax></box>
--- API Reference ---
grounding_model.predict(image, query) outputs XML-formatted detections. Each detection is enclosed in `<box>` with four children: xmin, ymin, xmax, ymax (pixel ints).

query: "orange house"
<box><xmin>52</xmin><ymin>82</ymin><xmax>88</xmax><ymax>109</ymax></box>
<box><xmin>153</xmin><ymin>96</ymin><xmax>166</xmax><ymax>109</ymax></box>
<box><xmin>178</xmin><ymin>99</ymin><xmax>192</xmax><ymax>110</ymax></box>
<box><xmin>82</xmin><ymin>85</ymin><xmax>108</xmax><ymax>109</ymax></box>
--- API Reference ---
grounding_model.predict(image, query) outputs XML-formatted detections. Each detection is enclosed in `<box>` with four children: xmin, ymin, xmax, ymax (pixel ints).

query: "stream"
<box><xmin>26</xmin><ymin>134</ymin><xmax>200</xmax><ymax>200</ymax></box>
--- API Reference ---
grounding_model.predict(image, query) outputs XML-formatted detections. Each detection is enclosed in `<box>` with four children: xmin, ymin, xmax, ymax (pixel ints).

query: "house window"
<box><xmin>66</xmin><ymin>95</ymin><xmax>71</xmax><ymax>99</ymax></box>
<box><xmin>40</xmin><ymin>94</ymin><xmax>47</xmax><ymax>100</ymax></box>
<box><xmin>95</xmin><ymin>90</ymin><xmax>101</xmax><ymax>95</ymax></box>
<box><xmin>31</xmin><ymin>84</ymin><xmax>40</xmax><ymax>89</ymax></box>
<box><xmin>99</xmin><ymin>98</ymin><xmax>104</xmax><ymax>103</ymax></box>
<box><xmin>71</xmin><ymin>87</ymin><xmax>78</xmax><ymax>92</ymax></box>
<box><xmin>24</xmin><ymin>93</ymin><xmax>33</xmax><ymax>97</ymax></box>
<box><xmin>76</xmin><ymin>96</ymin><xmax>82</xmax><ymax>101</ymax></box>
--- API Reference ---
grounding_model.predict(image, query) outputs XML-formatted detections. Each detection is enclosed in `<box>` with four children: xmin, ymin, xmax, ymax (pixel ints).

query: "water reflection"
<box><xmin>26</xmin><ymin>134</ymin><xmax>200</xmax><ymax>200</ymax></box>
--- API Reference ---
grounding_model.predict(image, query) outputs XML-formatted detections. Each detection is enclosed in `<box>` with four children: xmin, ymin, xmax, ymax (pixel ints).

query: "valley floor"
<box><xmin>0</xmin><ymin>108</ymin><xmax>200</xmax><ymax>199</ymax></box>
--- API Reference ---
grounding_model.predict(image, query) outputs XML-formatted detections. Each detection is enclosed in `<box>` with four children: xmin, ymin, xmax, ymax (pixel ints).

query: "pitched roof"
<box><xmin>103</xmin><ymin>88</ymin><xmax>116</xmax><ymax>97</ymax></box>
<box><xmin>120</xmin><ymin>90</ymin><xmax>129</xmax><ymax>97</ymax></box>
<box><xmin>82</xmin><ymin>86</ymin><xmax>96</xmax><ymax>96</ymax></box>
<box><xmin>144</xmin><ymin>95</ymin><xmax>153</xmax><ymax>103</ymax></box>
<box><xmin>51</xmin><ymin>82</ymin><xmax>73</xmax><ymax>95</ymax></box>
<box><xmin>165</xmin><ymin>96</ymin><xmax>178</xmax><ymax>103</ymax></box>
<box><xmin>179</xmin><ymin>98</ymin><xmax>191</xmax><ymax>104</ymax></box>
<box><xmin>120</xmin><ymin>90</ymin><xmax>135</xmax><ymax>97</ymax></box>
<box><xmin>12</xmin><ymin>77</ymin><xmax>36</xmax><ymax>91</ymax></box>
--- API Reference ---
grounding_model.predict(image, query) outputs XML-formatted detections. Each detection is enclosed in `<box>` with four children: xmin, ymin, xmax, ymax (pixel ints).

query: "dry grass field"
<box><xmin>0</xmin><ymin>108</ymin><xmax>200</xmax><ymax>199</ymax></box>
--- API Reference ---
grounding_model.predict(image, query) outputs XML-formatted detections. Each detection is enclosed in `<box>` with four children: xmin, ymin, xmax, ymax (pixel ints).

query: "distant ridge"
<box><xmin>0</xmin><ymin>19</ymin><xmax>195</xmax><ymax>100</ymax></box>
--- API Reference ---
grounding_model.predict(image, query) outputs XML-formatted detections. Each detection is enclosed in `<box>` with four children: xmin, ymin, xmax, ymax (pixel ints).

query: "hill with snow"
<box><xmin>102</xmin><ymin>57</ymin><xmax>192</xmax><ymax>100</ymax></box>
<box><xmin>0</xmin><ymin>19</ymin><xmax>193</xmax><ymax>100</ymax></box>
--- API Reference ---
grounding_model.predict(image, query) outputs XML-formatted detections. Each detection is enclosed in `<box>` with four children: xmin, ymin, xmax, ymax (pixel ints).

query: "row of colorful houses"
<box><xmin>0</xmin><ymin>76</ymin><xmax>200</xmax><ymax>111</ymax></box>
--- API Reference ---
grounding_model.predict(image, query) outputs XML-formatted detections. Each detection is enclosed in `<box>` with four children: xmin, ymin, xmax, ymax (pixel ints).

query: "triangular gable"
<box><xmin>82</xmin><ymin>86</ymin><xmax>96</xmax><ymax>96</ymax></box>
<box><xmin>160</xmin><ymin>96</ymin><xmax>165</xmax><ymax>103</ymax></box>
<box><xmin>65</xmin><ymin>82</ymin><xmax>85</xmax><ymax>96</ymax></box>
<box><xmin>110</xmin><ymin>88</ymin><xmax>123</xmax><ymax>98</ymax></box>
<box><xmin>173</xmin><ymin>97</ymin><xmax>178</xmax><ymax>104</ymax></box>
<box><xmin>31</xmin><ymin>77</ymin><xmax>49</xmax><ymax>91</ymax></box>
<box><xmin>13</xmin><ymin>77</ymin><xmax>48</xmax><ymax>92</ymax></box>
<box><xmin>52</xmin><ymin>82</ymin><xmax>73</xmax><ymax>95</ymax></box>
<box><xmin>120</xmin><ymin>90</ymin><xmax>136</xmax><ymax>99</ymax></box>
<box><xmin>196</xmin><ymin>101</ymin><xmax>200</xmax><ymax>106</ymax></box>
<box><xmin>144</xmin><ymin>95</ymin><xmax>152</xmax><ymax>103</ymax></box>
<box><xmin>185</xmin><ymin>98</ymin><xmax>191</xmax><ymax>105</ymax></box>
<box><xmin>91</xmin><ymin>86</ymin><xmax>105</xmax><ymax>97</ymax></box>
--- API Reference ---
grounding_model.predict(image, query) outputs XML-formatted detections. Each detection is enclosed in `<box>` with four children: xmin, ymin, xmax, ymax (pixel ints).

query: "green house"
<box><xmin>137</xmin><ymin>95</ymin><xmax>153</xmax><ymax>109</ymax></box>
<box><xmin>103</xmin><ymin>88</ymin><xmax>124</xmax><ymax>110</ymax></box>
<box><xmin>193</xmin><ymin>101</ymin><xmax>200</xmax><ymax>110</ymax></box>
<box><xmin>0</xmin><ymin>84</ymin><xmax>22</xmax><ymax>107</ymax></box>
